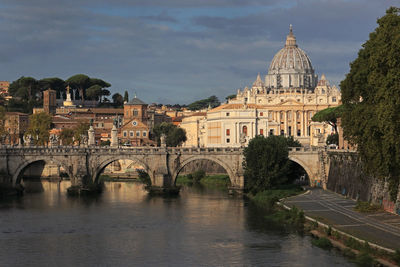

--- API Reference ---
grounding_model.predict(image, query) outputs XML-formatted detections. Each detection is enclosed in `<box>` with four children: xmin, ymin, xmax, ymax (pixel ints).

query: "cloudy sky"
<box><xmin>0</xmin><ymin>0</ymin><xmax>397</xmax><ymax>104</ymax></box>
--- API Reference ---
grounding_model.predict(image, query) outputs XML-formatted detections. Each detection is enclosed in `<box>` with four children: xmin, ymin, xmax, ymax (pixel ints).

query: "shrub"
<box><xmin>311</xmin><ymin>237</ymin><xmax>332</xmax><ymax>250</ymax></box>
<box><xmin>392</xmin><ymin>249</ymin><xmax>400</xmax><ymax>265</ymax></box>
<box><xmin>353</xmin><ymin>251</ymin><xmax>374</xmax><ymax>267</ymax></box>
<box><xmin>192</xmin><ymin>170</ymin><xmax>205</xmax><ymax>183</ymax></box>
<box><xmin>137</xmin><ymin>170</ymin><xmax>151</xmax><ymax>186</ymax></box>
<box><xmin>354</xmin><ymin>201</ymin><xmax>382</xmax><ymax>213</ymax></box>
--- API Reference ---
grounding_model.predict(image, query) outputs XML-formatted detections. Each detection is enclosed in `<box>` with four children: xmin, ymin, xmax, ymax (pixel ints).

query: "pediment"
<box><xmin>277</xmin><ymin>99</ymin><xmax>303</xmax><ymax>106</ymax></box>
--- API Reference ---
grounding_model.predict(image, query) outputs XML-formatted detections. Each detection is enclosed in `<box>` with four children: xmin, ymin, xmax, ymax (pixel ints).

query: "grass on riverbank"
<box><xmin>247</xmin><ymin>185</ymin><xmax>305</xmax><ymax>230</ymax></box>
<box><xmin>354</xmin><ymin>201</ymin><xmax>382</xmax><ymax>213</ymax></box>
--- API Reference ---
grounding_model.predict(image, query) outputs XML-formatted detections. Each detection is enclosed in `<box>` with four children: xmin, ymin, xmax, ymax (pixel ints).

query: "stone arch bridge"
<box><xmin>0</xmin><ymin>146</ymin><xmax>328</xmax><ymax>192</ymax></box>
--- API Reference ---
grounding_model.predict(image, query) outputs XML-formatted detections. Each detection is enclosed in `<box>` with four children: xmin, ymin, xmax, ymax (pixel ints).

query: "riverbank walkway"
<box><xmin>283</xmin><ymin>188</ymin><xmax>400</xmax><ymax>250</ymax></box>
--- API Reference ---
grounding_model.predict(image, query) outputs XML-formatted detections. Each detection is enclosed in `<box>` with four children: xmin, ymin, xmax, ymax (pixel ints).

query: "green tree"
<box><xmin>0</xmin><ymin>106</ymin><xmax>6</xmax><ymax>140</ymax></box>
<box><xmin>112</xmin><ymin>93</ymin><xmax>124</xmax><ymax>107</ymax></box>
<box><xmin>60</xmin><ymin>128</ymin><xmax>74</xmax><ymax>145</ymax></box>
<box><xmin>312</xmin><ymin>106</ymin><xmax>343</xmax><ymax>134</ymax></box>
<box><xmin>152</xmin><ymin>122</ymin><xmax>187</xmax><ymax>147</ymax></box>
<box><xmin>123</xmin><ymin>91</ymin><xmax>129</xmax><ymax>102</ymax></box>
<box><xmin>188</xmin><ymin>95</ymin><xmax>220</xmax><ymax>111</ymax></box>
<box><xmin>86</xmin><ymin>85</ymin><xmax>103</xmax><ymax>101</ymax></box>
<box><xmin>39</xmin><ymin>77</ymin><xmax>65</xmax><ymax>98</ymax></box>
<box><xmin>326</xmin><ymin>133</ymin><xmax>339</xmax><ymax>145</ymax></box>
<box><xmin>73</xmin><ymin>122</ymin><xmax>89</xmax><ymax>145</ymax></box>
<box><xmin>244</xmin><ymin>135</ymin><xmax>292</xmax><ymax>194</ymax></box>
<box><xmin>66</xmin><ymin>74</ymin><xmax>90</xmax><ymax>102</ymax></box>
<box><xmin>25</xmin><ymin>112</ymin><xmax>52</xmax><ymax>146</ymax></box>
<box><xmin>89</xmin><ymin>78</ymin><xmax>111</xmax><ymax>102</ymax></box>
<box><xmin>340</xmin><ymin>7</ymin><xmax>400</xmax><ymax>200</ymax></box>
<box><xmin>9</xmin><ymin>76</ymin><xmax>39</xmax><ymax>101</ymax></box>
<box><xmin>225</xmin><ymin>94</ymin><xmax>236</xmax><ymax>101</ymax></box>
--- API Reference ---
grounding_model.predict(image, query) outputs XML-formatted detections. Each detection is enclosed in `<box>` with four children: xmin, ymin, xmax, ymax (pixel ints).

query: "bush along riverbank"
<box><xmin>176</xmin><ymin>170</ymin><xmax>230</xmax><ymax>188</ymax></box>
<box><xmin>249</xmin><ymin>187</ymin><xmax>400</xmax><ymax>266</ymax></box>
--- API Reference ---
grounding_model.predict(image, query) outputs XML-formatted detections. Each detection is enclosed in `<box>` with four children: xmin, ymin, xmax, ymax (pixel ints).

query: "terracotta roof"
<box><xmin>6</xmin><ymin>112</ymin><xmax>29</xmax><ymax>116</ymax></box>
<box><xmin>89</xmin><ymin>108</ymin><xmax>124</xmax><ymax>114</ymax></box>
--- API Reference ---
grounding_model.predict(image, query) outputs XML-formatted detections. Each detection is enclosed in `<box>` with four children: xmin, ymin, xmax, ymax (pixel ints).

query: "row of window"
<box><xmin>123</xmin><ymin>130</ymin><xmax>147</xmax><ymax>138</ymax></box>
<box><xmin>225</xmin><ymin>126</ymin><xmax>312</xmax><ymax>138</ymax></box>
<box><xmin>226</xmin><ymin>111</ymin><xmax>319</xmax><ymax>120</ymax></box>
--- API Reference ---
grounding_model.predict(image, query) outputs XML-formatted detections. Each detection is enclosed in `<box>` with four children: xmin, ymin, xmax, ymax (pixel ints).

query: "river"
<box><xmin>0</xmin><ymin>180</ymin><xmax>354</xmax><ymax>266</ymax></box>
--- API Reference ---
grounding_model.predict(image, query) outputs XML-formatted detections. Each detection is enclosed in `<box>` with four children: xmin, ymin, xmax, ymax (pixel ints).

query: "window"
<box><xmin>226</xmin><ymin>129</ymin><xmax>230</xmax><ymax>136</ymax></box>
<box><xmin>268</xmin><ymin>113</ymin><xmax>272</xmax><ymax>119</ymax></box>
<box><xmin>123</xmin><ymin>131</ymin><xmax>127</xmax><ymax>137</ymax></box>
<box><xmin>226</xmin><ymin>112</ymin><xmax>230</xmax><ymax>117</ymax></box>
<box><xmin>129</xmin><ymin>131</ymin><xmax>134</xmax><ymax>137</ymax></box>
<box><xmin>136</xmin><ymin>131</ymin><xmax>140</xmax><ymax>137</ymax></box>
<box><xmin>332</xmin><ymin>97</ymin><xmax>337</xmax><ymax>102</ymax></box>
<box><xmin>226</xmin><ymin>138</ymin><xmax>230</xmax><ymax>143</ymax></box>
<box><xmin>280</xmin><ymin>129</ymin><xmax>284</xmax><ymax>136</ymax></box>
<box><xmin>143</xmin><ymin>131</ymin><xmax>147</xmax><ymax>137</ymax></box>
<box><xmin>288</xmin><ymin>126</ymin><xmax>292</xmax><ymax>136</ymax></box>
<box><xmin>259</xmin><ymin>112</ymin><xmax>263</xmax><ymax>116</ymax></box>
<box><xmin>297</xmin><ymin>129</ymin><xmax>301</xmax><ymax>136</ymax></box>
<box><xmin>133</xmin><ymin>109</ymin><xmax>138</xmax><ymax>116</ymax></box>
<box><xmin>269</xmin><ymin>129</ymin><xmax>274</xmax><ymax>136</ymax></box>
<box><xmin>242</xmin><ymin>126</ymin><xmax>247</xmax><ymax>136</ymax></box>
<box><xmin>288</xmin><ymin>111</ymin><xmax>292</xmax><ymax>120</ymax></box>
<box><xmin>297</xmin><ymin>112</ymin><xmax>300</xmax><ymax>120</ymax></box>
<box><xmin>260</xmin><ymin>129</ymin><xmax>264</xmax><ymax>135</ymax></box>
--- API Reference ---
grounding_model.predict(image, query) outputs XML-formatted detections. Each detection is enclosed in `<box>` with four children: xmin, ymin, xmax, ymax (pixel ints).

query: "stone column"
<box><xmin>111</xmin><ymin>125</ymin><xmax>118</xmax><ymax>147</ymax></box>
<box><xmin>88</xmin><ymin>126</ymin><xmax>95</xmax><ymax>146</ymax></box>
<box><xmin>301</xmin><ymin>110</ymin><xmax>304</xmax><ymax>137</ymax></box>
<box><xmin>284</xmin><ymin>111</ymin><xmax>287</xmax><ymax>135</ymax></box>
<box><xmin>293</xmin><ymin>110</ymin><xmax>297</xmax><ymax>137</ymax></box>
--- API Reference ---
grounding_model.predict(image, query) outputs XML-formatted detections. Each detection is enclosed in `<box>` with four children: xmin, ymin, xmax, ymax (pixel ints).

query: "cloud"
<box><xmin>0</xmin><ymin>0</ymin><xmax>397</xmax><ymax>104</ymax></box>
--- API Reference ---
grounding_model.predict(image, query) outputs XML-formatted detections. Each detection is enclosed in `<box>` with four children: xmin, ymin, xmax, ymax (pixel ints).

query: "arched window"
<box><xmin>242</xmin><ymin>126</ymin><xmax>247</xmax><ymax>136</ymax></box>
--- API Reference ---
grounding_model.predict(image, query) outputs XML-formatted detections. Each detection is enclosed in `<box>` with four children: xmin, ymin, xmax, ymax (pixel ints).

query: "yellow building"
<box><xmin>181</xmin><ymin>26</ymin><xmax>341</xmax><ymax>147</ymax></box>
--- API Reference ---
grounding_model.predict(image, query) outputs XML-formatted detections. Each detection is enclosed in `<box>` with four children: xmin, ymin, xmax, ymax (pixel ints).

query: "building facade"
<box><xmin>181</xmin><ymin>26</ymin><xmax>341</xmax><ymax>147</ymax></box>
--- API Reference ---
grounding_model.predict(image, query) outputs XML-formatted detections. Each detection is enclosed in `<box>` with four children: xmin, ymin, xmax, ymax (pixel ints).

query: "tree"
<box><xmin>66</xmin><ymin>74</ymin><xmax>90</xmax><ymax>102</ymax></box>
<box><xmin>0</xmin><ymin>106</ymin><xmax>6</xmax><ymax>141</ymax></box>
<box><xmin>25</xmin><ymin>112</ymin><xmax>52</xmax><ymax>146</ymax></box>
<box><xmin>124</xmin><ymin>91</ymin><xmax>129</xmax><ymax>102</ymax></box>
<box><xmin>112</xmin><ymin>93</ymin><xmax>124</xmax><ymax>107</ymax></box>
<box><xmin>312</xmin><ymin>106</ymin><xmax>343</xmax><ymax>134</ymax></box>
<box><xmin>73</xmin><ymin>122</ymin><xmax>89</xmax><ymax>145</ymax></box>
<box><xmin>86</xmin><ymin>85</ymin><xmax>103</xmax><ymax>101</ymax></box>
<box><xmin>9</xmin><ymin>76</ymin><xmax>39</xmax><ymax>101</ymax></box>
<box><xmin>244</xmin><ymin>135</ymin><xmax>293</xmax><ymax>194</ymax></box>
<box><xmin>152</xmin><ymin>122</ymin><xmax>187</xmax><ymax>147</ymax></box>
<box><xmin>225</xmin><ymin>94</ymin><xmax>236</xmax><ymax>101</ymax></box>
<box><xmin>187</xmin><ymin>95</ymin><xmax>220</xmax><ymax>111</ymax></box>
<box><xmin>60</xmin><ymin>128</ymin><xmax>74</xmax><ymax>145</ymax></box>
<box><xmin>39</xmin><ymin>77</ymin><xmax>65</xmax><ymax>98</ymax></box>
<box><xmin>89</xmin><ymin>78</ymin><xmax>111</xmax><ymax>102</ymax></box>
<box><xmin>340</xmin><ymin>7</ymin><xmax>400</xmax><ymax>200</ymax></box>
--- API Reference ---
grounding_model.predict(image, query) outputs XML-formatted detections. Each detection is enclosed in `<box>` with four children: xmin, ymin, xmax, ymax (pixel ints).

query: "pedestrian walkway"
<box><xmin>283</xmin><ymin>188</ymin><xmax>400</xmax><ymax>250</ymax></box>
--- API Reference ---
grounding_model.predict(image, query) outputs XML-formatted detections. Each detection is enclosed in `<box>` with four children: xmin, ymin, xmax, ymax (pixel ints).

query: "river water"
<box><xmin>0</xmin><ymin>181</ymin><xmax>354</xmax><ymax>267</ymax></box>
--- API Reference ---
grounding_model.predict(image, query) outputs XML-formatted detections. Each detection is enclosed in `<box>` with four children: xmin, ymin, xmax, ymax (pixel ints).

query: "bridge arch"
<box><xmin>12</xmin><ymin>158</ymin><xmax>71</xmax><ymax>185</ymax></box>
<box><xmin>93</xmin><ymin>156</ymin><xmax>152</xmax><ymax>183</ymax></box>
<box><xmin>171</xmin><ymin>155</ymin><xmax>238</xmax><ymax>187</ymax></box>
<box><xmin>288</xmin><ymin>155</ymin><xmax>314</xmax><ymax>184</ymax></box>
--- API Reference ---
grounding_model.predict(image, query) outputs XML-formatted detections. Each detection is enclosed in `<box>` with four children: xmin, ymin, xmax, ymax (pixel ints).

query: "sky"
<box><xmin>0</xmin><ymin>0</ymin><xmax>397</xmax><ymax>104</ymax></box>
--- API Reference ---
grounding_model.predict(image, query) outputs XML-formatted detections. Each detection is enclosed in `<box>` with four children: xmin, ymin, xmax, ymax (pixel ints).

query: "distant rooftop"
<box><xmin>125</xmin><ymin>96</ymin><xmax>147</xmax><ymax>105</ymax></box>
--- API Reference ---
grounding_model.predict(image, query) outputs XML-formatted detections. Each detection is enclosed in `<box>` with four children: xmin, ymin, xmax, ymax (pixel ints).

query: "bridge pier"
<box><xmin>148</xmin><ymin>172</ymin><xmax>180</xmax><ymax>195</ymax></box>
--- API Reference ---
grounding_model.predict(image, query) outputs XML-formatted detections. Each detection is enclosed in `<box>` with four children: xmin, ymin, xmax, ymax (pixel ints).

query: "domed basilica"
<box><xmin>181</xmin><ymin>26</ymin><xmax>341</xmax><ymax>148</ymax></box>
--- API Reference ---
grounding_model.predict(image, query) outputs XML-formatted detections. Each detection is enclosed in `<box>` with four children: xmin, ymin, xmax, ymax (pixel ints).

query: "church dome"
<box><xmin>265</xmin><ymin>25</ymin><xmax>317</xmax><ymax>90</ymax></box>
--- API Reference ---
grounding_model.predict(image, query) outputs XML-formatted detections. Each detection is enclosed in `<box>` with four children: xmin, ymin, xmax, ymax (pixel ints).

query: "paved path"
<box><xmin>283</xmin><ymin>188</ymin><xmax>400</xmax><ymax>250</ymax></box>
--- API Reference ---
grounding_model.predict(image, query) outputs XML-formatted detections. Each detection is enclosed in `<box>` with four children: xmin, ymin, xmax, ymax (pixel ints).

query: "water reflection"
<box><xmin>0</xmin><ymin>180</ymin><xmax>354</xmax><ymax>266</ymax></box>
